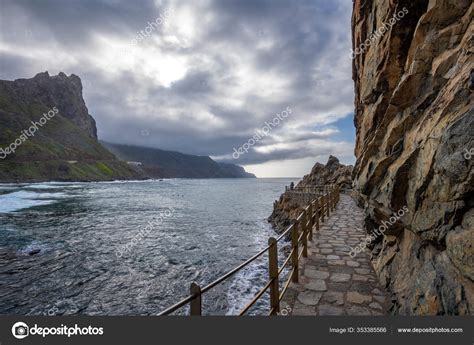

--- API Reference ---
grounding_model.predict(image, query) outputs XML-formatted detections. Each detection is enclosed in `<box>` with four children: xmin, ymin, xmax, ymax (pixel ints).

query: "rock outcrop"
<box><xmin>299</xmin><ymin>155</ymin><xmax>353</xmax><ymax>191</ymax></box>
<box><xmin>0</xmin><ymin>72</ymin><xmax>142</xmax><ymax>182</ymax></box>
<box><xmin>7</xmin><ymin>72</ymin><xmax>97</xmax><ymax>138</ymax></box>
<box><xmin>269</xmin><ymin>156</ymin><xmax>353</xmax><ymax>233</ymax></box>
<box><xmin>352</xmin><ymin>0</ymin><xmax>473</xmax><ymax>314</ymax></box>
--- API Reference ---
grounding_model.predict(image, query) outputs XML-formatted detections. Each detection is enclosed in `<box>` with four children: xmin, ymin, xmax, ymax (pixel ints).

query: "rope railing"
<box><xmin>157</xmin><ymin>184</ymin><xmax>341</xmax><ymax>316</ymax></box>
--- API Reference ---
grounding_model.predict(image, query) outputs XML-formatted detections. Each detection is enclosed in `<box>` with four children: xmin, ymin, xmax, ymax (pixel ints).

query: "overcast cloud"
<box><xmin>0</xmin><ymin>0</ymin><xmax>355</xmax><ymax>177</ymax></box>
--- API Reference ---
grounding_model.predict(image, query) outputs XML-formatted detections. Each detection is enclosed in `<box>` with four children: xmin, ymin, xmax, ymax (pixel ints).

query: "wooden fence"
<box><xmin>158</xmin><ymin>184</ymin><xmax>340</xmax><ymax>316</ymax></box>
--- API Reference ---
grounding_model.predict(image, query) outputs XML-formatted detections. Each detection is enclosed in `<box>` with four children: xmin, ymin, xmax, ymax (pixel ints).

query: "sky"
<box><xmin>0</xmin><ymin>0</ymin><xmax>355</xmax><ymax>177</ymax></box>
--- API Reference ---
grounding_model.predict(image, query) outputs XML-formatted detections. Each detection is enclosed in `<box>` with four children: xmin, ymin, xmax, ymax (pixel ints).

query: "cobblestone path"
<box><xmin>282</xmin><ymin>193</ymin><xmax>390</xmax><ymax>315</ymax></box>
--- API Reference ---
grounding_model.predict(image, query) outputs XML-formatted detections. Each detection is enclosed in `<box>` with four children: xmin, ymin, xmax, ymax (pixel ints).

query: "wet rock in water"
<box><xmin>168</xmin><ymin>258</ymin><xmax>179</xmax><ymax>265</ymax></box>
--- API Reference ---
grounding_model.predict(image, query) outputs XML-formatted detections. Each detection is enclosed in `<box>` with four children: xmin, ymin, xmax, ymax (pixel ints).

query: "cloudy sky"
<box><xmin>0</xmin><ymin>0</ymin><xmax>355</xmax><ymax>177</ymax></box>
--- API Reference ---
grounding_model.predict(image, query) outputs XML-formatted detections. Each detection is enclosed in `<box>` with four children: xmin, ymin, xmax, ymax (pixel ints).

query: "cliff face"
<box><xmin>5</xmin><ymin>72</ymin><xmax>97</xmax><ymax>139</ymax></box>
<box><xmin>352</xmin><ymin>0</ymin><xmax>473</xmax><ymax>314</ymax></box>
<box><xmin>269</xmin><ymin>156</ymin><xmax>352</xmax><ymax>233</ymax></box>
<box><xmin>0</xmin><ymin>72</ymin><xmax>141</xmax><ymax>182</ymax></box>
<box><xmin>216</xmin><ymin>162</ymin><xmax>256</xmax><ymax>178</ymax></box>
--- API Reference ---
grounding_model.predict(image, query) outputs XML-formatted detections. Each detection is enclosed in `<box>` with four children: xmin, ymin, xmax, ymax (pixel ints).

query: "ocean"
<box><xmin>0</xmin><ymin>178</ymin><xmax>295</xmax><ymax>315</ymax></box>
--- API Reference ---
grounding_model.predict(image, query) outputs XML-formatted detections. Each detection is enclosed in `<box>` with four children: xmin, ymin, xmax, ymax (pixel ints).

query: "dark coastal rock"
<box><xmin>300</xmin><ymin>155</ymin><xmax>353</xmax><ymax>190</ymax></box>
<box><xmin>352</xmin><ymin>0</ymin><xmax>473</xmax><ymax>314</ymax></box>
<box><xmin>268</xmin><ymin>192</ymin><xmax>301</xmax><ymax>234</ymax></box>
<box><xmin>215</xmin><ymin>162</ymin><xmax>256</xmax><ymax>178</ymax></box>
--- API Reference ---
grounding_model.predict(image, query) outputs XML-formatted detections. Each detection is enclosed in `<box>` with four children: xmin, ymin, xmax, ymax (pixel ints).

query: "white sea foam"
<box><xmin>17</xmin><ymin>241</ymin><xmax>50</xmax><ymax>255</ymax></box>
<box><xmin>225</xmin><ymin>259</ymin><xmax>268</xmax><ymax>315</ymax></box>
<box><xmin>0</xmin><ymin>190</ymin><xmax>66</xmax><ymax>213</ymax></box>
<box><xmin>96</xmin><ymin>179</ymin><xmax>158</xmax><ymax>184</ymax></box>
<box><xmin>25</xmin><ymin>183</ymin><xmax>80</xmax><ymax>189</ymax></box>
<box><xmin>225</xmin><ymin>222</ymin><xmax>275</xmax><ymax>315</ymax></box>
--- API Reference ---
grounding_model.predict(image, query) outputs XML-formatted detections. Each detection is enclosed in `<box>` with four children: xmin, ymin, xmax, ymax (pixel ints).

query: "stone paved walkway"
<box><xmin>282</xmin><ymin>193</ymin><xmax>389</xmax><ymax>315</ymax></box>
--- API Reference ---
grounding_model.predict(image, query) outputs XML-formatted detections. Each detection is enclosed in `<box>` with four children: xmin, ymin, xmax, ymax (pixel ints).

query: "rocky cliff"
<box><xmin>0</xmin><ymin>72</ymin><xmax>141</xmax><ymax>182</ymax></box>
<box><xmin>5</xmin><ymin>72</ymin><xmax>97</xmax><ymax>138</ymax></box>
<box><xmin>299</xmin><ymin>155</ymin><xmax>353</xmax><ymax>191</ymax></box>
<box><xmin>216</xmin><ymin>162</ymin><xmax>256</xmax><ymax>178</ymax></box>
<box><xmin>352</xmin><ymin>0</ymin><xmax>473</xmax><ymax>314</ymax></box>
<box><xmin>269</xmin><ymin>156</ymin><xmax>352</xmax><ymax>233</ymax></box>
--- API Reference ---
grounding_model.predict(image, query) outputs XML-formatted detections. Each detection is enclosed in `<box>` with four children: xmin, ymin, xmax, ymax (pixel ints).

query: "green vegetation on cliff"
<box><xmin>0</xmin><ymin>72</ymin><xmax>142</xmax><ymax>182</ymax></box>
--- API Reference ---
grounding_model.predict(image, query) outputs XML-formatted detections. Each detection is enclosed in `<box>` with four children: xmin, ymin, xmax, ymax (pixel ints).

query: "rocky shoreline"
<box><xmin>268</xmin><ymin>156</ymin><xmax>353</xmax><ymax>234</ymax></box>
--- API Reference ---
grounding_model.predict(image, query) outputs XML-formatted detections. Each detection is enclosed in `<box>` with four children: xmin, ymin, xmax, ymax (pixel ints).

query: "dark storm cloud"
<box><xmin>1</xmin><ymin>0</ymin><xmax>160</xmax><ymax>45</ymax></box>
<box><xmin>0</xmin><ymin>0</ymin><xmax>355</xmax><ymax>173</ymax></box>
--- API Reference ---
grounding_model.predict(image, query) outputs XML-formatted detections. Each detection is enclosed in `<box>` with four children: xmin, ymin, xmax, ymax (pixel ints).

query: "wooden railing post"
<box><xmin>190</xmin><ymin>282</ymin><xmax>202</xmax><ymax>315</ymax></box>
<box><xmin>302</xmin><ymin>210</ymin><xmax>308</xmax><ymax>258</ymax></box>
<box><xmin>320</xmin><ymin>196</ymin><xmax>325</xmax><ymax>222</ymax></box>
<box><xmin>291</xmin><ymin>224</ymin><xmax>299</xmax><ymax>283</ymax></box>
<box><xmin>331</xmin><ymin>186</ymin><xmax>336</xmax><ymax>212</ymax></box>
<box><xmin>331</xmin><ymin>187</ymin><xmax>334</xmax><ymax>215</ymax></box>
<box><xmin>326</xmin><ymin>188</ymin><xmax>330</xmax><ymax>218</ymax></box>
<box><xmin>268</xmin><ymin>237</ymin><xmax>279</xmax><ymax>315</ymax></box>
<box><xmin>308</xmin><ymin>202</ymin><xmax>313</xmax><ymax>241</ymax></box>
<box><xmin>315</xmin><ymin>198</ymin><xmax>320</xmax><ymax>232</ymax></box>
